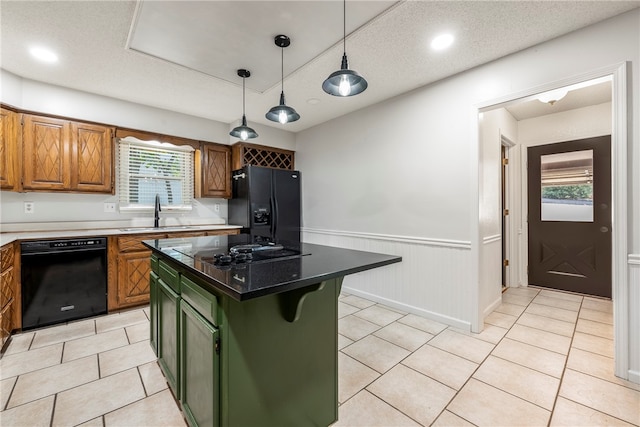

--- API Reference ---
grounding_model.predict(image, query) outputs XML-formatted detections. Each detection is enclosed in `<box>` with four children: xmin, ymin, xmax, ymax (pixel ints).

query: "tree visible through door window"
<box><xmin>540</xmin><ymin>149</ymin><xmax>593</xmax><ymax>222</ymax></box>
<box><xmin>118</xmin><ymin>137</ymin><xmax>194</xmax><ymax>211</ymax></box>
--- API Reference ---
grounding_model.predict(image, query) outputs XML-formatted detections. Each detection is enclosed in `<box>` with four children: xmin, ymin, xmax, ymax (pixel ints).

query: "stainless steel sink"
<box><xmin>119</xmin><ymin>226</ymin><xmax>200</xmax><ymax>232</ymax></box>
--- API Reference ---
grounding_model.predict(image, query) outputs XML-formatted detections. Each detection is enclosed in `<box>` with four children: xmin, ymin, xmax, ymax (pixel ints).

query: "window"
<box><xmin>118</xmin><ymin>137</ymin><xmax>194</xmax><ymax>211</ymax></box>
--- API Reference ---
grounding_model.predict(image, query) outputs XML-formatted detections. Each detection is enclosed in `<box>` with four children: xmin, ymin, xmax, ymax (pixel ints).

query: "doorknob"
<box><xmin>600</xmin><ymin>226</ymin><xmax>609</xmax><ymax>233</ymax></box>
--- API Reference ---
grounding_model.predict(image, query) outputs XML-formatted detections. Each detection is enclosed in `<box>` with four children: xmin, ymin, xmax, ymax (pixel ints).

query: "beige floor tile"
<box><xmin>338</xmin><ymin>301</ymin><xmax>360</xmax><ymax>318</ymax></box>
<box><xmin>340</xmin><ymin>295</ymin><xmax>376</xmax><ymax>310</ymax></box>
<box><xmin>0</xmin><ymin>395</ymin><xmax>54</xmax><ymax>427</ymax></box>
<box><xmin>579</xmin><ymin>307</ymin><xmax>613</xmax><ymax>325</ymax></box>
<box><xmin>338</xmin><ymin>315</ymin><xmax>380</xmax><ymax>341</ymax></box>
<box><xmin>142</xmin><ymin>307</ymin><xmax>150</xmax><ymax>319</ymax></box>
<box><xmin>0</xmin><ymin>343</ymin><xmax>63</xmax><ymax>379</ymax></box>
<box><xmin>367</xmin><ymin>364</ymin><xmax>455</xmax><ymax>426</ymax></box>
<box><xmin>138</xmin><ymin>362</ymin><xmax>168</xmax><ymax>396</ymax></box>
<box><xmin>2</xmin><ymin>332</ymin><xmax>34</xmax><ymax>355</ymax></box>
<box><xmin>354</xmin><ymin>305</ymin><xmax>404</xmax><ymax>326</ymax></box>
<box><xmin>516</xmin><ymin>312</ymin><xmax>575</xmax><ymax>337</ymax></box>
<box><xmin>99</xmin><ymin>340</ymin><xmax>157</xmax><ymax>378</ymax></box>
<box><xmin>30</xmin><ymin>318</ymin><xmax>96</xmax><ymax>350</ymax></box>
<box><xmin>571</xmin><ymin>332</ymin><xmax>614</xmax><ymax>358</ymax></box>
<box><xmin>0</xmin><ymin>376</ymin><xmax>16</xmax><ymax>410</ymax></box>
<box><xmin>538</xmin><ymin>289</ymin><xmax>584</xmax><ymax>303</ymax></box>
<box><xmin>452</xmin><ymin>323</ymin><xmax>508</xmax><ymax>345</ymax></box>
<box><xmin>343</xmin><ymin>335</ymin><xmax>410</xmax><ymax>374</ymax></box>
<box><xmin>506</xmin><ymin>324</ymin><xmax>571</xmax><ymax>355</ymax></box>
<box><xmin>491</xmin><ymin>338</ymin><xmax>566</xmax><ymax>378</ymax></box>
<box><xmin>62</xmin><ymin>329</ymin><xmax>129</xmax><ymax>362</ymax></box>
<box><xmin>397</xmin><ymin>314</ymin><xmax>447</xmax><ymax>335</ymax></box>
<box><xmin>104</xmin><ymin>389</ymin><xmax>186</xmax><ymax>426</ymax></box>
<box><xmin>333</xmin><ymin>390</ymin><xmax>420</xmax><ymax>427</ymax></box>
<box><xmin>567</xmin><ymin>348</ymin><xmax>640</xmax><ymax>391</ymax></box>
<box><xmin>473</xmin><ymin>355</ymin><xmax>559</xmax><ymax>410</ymax></box>
<box><xmin>502</xmin><ymin>293</ymin><xmax>535</xmax><ymax>306</ymax></box>
<box><xmin>448</xmin><ymin>378</ymin><xmax>550</xmax><ymax>426</ymax></box>
<box><xmin>8</xmin><ymin>355</ymin><xmax>99</xmax><ymax>408</ymax></box>
<box><xmin>504</xmin><ymin>286</ymin><xmax>540</xmax><ymax>298</ymax></box>
<box><xmin>428</xmin><ymin>329</ymin><xmax>494</xmax><ymax>364</ymax></box>
<box><xmin>526</xmin><ymin>303</ymin><xmax>578</xmax><ymax>323</ymax></box>
<box><xmin>95</xmin><ymin>309</ymin><xmax>148</xmax><ymax>334</ymax></box>
<box><xmin>550</xmin><ymin>396</ymin><xmax>636</xmax><ymax>426</ymax></box>
<box><xmin>575</xmin><ymin>317</ymin><xmax>613</xmax><ymax>339</ymax></box>
<box><xmin>52</xmin><ymin>368</ymin><xmax>146</xmax><ymax>426</ymax></box>
<box><xmin>77</xmin><ymin>417</ymin><xmax>104</xmax><ymax>427</ymax></box>
<box><xmin>373</xmin><ymin>322</ymin><xmax>433</xmax><ymax>352</ymax></box>
<box><xmin>125</xmin><ymin>321</ymin><xmax>150</xmax><ymax>344</ymax></box>
<box><xmin>402</xmin><ymin>344</ymin><xmax>477</xmax><ymax>390</ymax></box>
<box><xmin>432</xmin><ymin>410</ymin><xmax>475</xmax><ymax>426</ymax></box>
<box><xmin>338</xmin><ymin>352</ymin><xmax>380</xmax><ymax>404</ymax></box>
<box><xmin>338</xmin><ymin>334</ymin><xmax>353</xmax><ymax>350</ymax></box>
<box><xmin>582</xmin><ymin>296</ymin><xmax>613</xmax><ymax>313</ymax></box>
<box><xmin>484</xmin><ymin>311</ymin><xmax>518</xmax><ymax>329</ymax></box>
<box><xmin>532</xmin><ymin>294</ymin><xmax>581</xmax><ymax>311</ymax></box>
<box><xmin>493</xmin><ymin>302</ymin><xmax>526</xmax><ymax>317</ymax></box>
<box><xmin>559</xmin><ymin>369</ymin><xmax>640</xmax><ymax>425</ymax></box>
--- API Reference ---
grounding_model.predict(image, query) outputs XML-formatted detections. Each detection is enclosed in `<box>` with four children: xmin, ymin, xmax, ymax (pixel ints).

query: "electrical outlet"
<box><xmin>104</xmin><ymin>202</ymin><xmax>116</xmax><ymax>213</ymax></box>
<box><xmin>214</xmin><ymin>203</ymin><xmax>220</xmax><ymax>212</ymax></box>
<box><xmin>213</xmin><ymin>238</ymin><xmax>219</xmax><ymax>246</ymax></box>
<box><xmin>24</xmin><ymin>202</ymin><xmax>34</xmax><ymax>214</ymax></box>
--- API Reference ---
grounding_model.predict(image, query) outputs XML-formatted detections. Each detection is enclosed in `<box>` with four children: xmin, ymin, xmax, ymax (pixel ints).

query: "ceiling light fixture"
<box><xmin>431</xmin><ymin>33</ymin><xmax>454</xmax><ymax>51</ymax></box>
<box><xmin>266</xmin><ymin>35</ymin><xmax>300</xmax><ymax>124</ymax></box>
<box><xmin>322</xmin><ymin>0</ymin><xmax>368</xmax><ymax>97</ymax></box>
<box><xmin>29</xmin><ymin>46</ymin><xmax>58</xmax><ymax>63</ymax></box>
<box><xmin>230</xmin><ymin>69</ymin><xmax>258</xmax><ymax>141</ymax></box>
<box><xmin>537</xmin><ymin>88</ymin><xmax>569</xmax><ymax>105</ymax></box>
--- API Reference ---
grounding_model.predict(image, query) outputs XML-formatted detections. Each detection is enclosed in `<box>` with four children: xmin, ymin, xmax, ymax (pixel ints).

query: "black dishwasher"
<box><xmin>21</xmin><ymin>237</ymin><xmax>108</xmax><ymax>330</ymax></box>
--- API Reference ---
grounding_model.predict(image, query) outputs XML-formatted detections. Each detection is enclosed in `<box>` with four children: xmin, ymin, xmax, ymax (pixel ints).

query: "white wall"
<box><xmin>297</xmin><ymin>9</ymin><xmax>639</xmax><ymax>381</ymax></box>
<box><xmin>0</xmin><ymin>70</ymin><xmax>295</xmax><ymax>229</ymax></box>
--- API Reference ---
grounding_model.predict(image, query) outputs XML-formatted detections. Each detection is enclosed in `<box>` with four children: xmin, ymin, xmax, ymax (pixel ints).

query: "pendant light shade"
<box><xmin>322</xmin><ymin>0</ymin><xmax>368</xmax><ymax>97</ymax></box>
<box><xmin>266</xmin><ymin>35</ymin><xmax>300</xmax><ymax>124</ymax></box>
<box><xmin>230</xmin><ymin>69</ymin><xmax>258</xmax><ymax>141</ymax></box>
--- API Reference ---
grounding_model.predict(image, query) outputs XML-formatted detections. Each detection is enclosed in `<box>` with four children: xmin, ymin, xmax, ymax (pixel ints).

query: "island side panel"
<box><xmin>219</xmin><ymin>278</ymin><xmax>342</xmax><ymax>427</ymax></box>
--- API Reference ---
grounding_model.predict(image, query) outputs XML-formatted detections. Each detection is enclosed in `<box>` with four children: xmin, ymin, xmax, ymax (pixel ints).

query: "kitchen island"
<box><xmin>143</xmin><ymin>235</ymin><xmax>401</xmax><ymax>427</ymax></box>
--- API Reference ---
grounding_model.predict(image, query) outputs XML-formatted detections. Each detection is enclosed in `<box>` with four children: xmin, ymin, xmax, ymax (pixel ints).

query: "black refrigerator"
<box><xmin>228</xmin><ymin>165</ymin><xmax>301</xmax><ymax>243</ymax></box>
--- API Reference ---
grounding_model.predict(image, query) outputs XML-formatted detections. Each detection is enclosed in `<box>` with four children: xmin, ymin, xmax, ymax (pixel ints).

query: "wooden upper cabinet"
<box><xmin>201</xmin><ymin>143</ymin><xmax>231</xmax><ymax>199</ymax></box>
<box><xmin>0</xmin><ymin>108</ymin><xmax>19</xmax><ymax>190</ymax></box>
<box><xmin>22</xmin><ymin>114</ymin><xmax>113</xmax><ymax>193</ymax></box>
<box><xmin>231</xmin><ymin>142</ymin><xmax>295</xmax><ymax>171</ymax></box>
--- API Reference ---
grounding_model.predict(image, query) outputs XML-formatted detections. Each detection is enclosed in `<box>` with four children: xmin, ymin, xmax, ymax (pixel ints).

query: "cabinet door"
<box><xmin>149</xmin><ymin>271</ymin><xmax>159</xmax><ymax>356</ymax></box>
<box><xmin>1</xmin><ymin>245</ymin><xmax>15</xmax><ymax>310</ymax></box>
<box><xmin>202</xmin><ymin>144</ymin><xmax>231</xmax><ymax>199</ymax></box>
<box><xmin>0</xmin><ymin>108</ymin><xmax>19</xmax><ymax>190</ymax></box>
<box><xmin>22</xmin><ymin>115</ymin><xmax>70</xmax><ymax>190</ymax></box>
<box><xmin>0</xmin><ymin>302</ymin><xmax>13</xmax><ymax>349</ymax></box>
<box><xmin>116</xmin><ymin>251</ymin><xmax>152</xmax><ymax>308</ymax></box>
<box><xmin>158</xmin><ymin>278</ymin><xmax>180</xmax><ymax>398</ymax></box>
<box><xmin>71</xmin><ymin>122</ymin><xmax>113</xmax><ymax>193</ymax></box>
<box><xmin>180</xmin><ymin>300</ymin><xmax>219</xmax><ymax>427</ymax></box>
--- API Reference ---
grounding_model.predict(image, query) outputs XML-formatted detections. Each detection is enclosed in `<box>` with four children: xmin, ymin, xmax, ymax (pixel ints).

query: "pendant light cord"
<box><xmin>242</xmin><ymin>76</ymin><xmax>246</xmax><ymax>115</ymax></box>
<box><xmin>281</xmin><ymin>47</ymin><xmax>284</xmax><ymax>93</ymax></box>
<box><xmin>343</xmin><ymin>0</ymin><xmax>346</xmax><ymax>55</ymax></box>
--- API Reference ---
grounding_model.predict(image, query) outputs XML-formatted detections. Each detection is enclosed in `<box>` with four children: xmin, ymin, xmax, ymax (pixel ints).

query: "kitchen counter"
<box><xmin>0</xmin><ymin>224</ymin><xmax>242</xmax><ymax>247</ymax></box>
<box><xmin>142</xmin><ymin>235</ymin><xmax>401</xmax><ymax>301</ymax></box>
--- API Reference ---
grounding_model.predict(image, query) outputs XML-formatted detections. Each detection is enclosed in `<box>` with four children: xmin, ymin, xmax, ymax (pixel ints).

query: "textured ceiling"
<box><xmin>1</xmin><ymin>1</ymin><xmax>638</xmax><ymax>133</ymax></box>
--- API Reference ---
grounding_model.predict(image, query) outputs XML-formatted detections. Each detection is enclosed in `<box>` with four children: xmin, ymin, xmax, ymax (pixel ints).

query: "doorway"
<box><xmin>527</xmin><ymin>136</ymin><xmax>612</xmax><ymax>297</ymax></box>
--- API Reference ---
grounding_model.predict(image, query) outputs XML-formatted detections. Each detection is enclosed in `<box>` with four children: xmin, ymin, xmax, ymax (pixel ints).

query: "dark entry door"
<box><xmin>527</xmin><ymin>136</ymin><xmax>611</xmax><ymax>297</ymax></box>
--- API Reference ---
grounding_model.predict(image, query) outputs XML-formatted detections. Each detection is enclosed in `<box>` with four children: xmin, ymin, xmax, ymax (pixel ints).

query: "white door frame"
<box><xmin>471</xmin><ymin>62</ymin><xmax>629</xmax><ymax>379</ymax></box>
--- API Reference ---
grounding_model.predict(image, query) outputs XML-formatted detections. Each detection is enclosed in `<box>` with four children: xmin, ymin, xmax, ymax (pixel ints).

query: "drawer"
<box><xmin>158</xmin><ymin>259</ymin><xmax>180</xmax><ymax>293</ymax></box>
<box><xmin>150</xmin><ymin>254</ymin><xmax>159</xmax><ymax>273</ymax></box>
<box><xmin>181</xmin><ymin>275</ymin><xmax>217</xmax><ymax>326</ymax></box>
<box><xmin>118</xmin><ymin>234</ymin><xmax>166</xmax><ymax>252</ymax></box>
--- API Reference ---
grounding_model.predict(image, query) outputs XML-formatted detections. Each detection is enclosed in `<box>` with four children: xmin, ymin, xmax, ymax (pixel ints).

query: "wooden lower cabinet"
<box><xmin>0</xmin><ymin>243</ymin><xmax>17</xmax><ymax>350</ymax></box>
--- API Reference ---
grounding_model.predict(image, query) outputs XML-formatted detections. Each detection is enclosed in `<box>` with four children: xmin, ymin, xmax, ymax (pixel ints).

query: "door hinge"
<box><xmin>215</xmin><ymin>337</ymin><xmax>221</xmax><ymax>355</ymax></box>
<box><xmin>504</xmin><ymin>209</ymin><xmax>509</xmax><ymax>216</ymax></box>
<box><xmin>502</xmin><ymin>158</ymin><xmax>509</xmax><ymax>166</ymax></box>
<box><xmin>503</xmin><ymin>259</ymin><xmax>509</xmax><ymax>267</ymax></box>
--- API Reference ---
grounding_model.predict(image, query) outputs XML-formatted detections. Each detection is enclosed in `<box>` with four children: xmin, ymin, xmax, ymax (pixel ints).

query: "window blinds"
<box><xmin>118</xmin><ymin>137</ymin><xmax>195</xmax><ymax>211</ymax></box>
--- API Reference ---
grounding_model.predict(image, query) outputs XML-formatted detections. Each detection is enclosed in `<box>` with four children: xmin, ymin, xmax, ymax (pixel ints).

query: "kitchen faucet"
<box><xmin>154</xmin><ymin>194</ymin><xmax>161</xmax><ymax>228</ymax></box>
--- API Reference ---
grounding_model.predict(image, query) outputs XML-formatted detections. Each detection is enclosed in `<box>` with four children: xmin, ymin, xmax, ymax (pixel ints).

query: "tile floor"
<box><xmin>0</xmin><ymin>287</ymin><xmax>638</xmax><ymax>426</ymax></box>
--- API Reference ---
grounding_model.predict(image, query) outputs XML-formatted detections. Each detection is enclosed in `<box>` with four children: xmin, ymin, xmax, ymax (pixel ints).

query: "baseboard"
<box><xmin>627</xmin><ymin>369</ymin><xmax>640</xmax><ymax>385</ymax></box>
<box><xmin>483</xmin><ymin>295</ymin><xmax>503</xmax><ymax>319</ymax></box>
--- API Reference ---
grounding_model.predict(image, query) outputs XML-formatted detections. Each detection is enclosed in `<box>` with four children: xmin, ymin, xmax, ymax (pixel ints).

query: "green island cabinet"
<box><xmin>146</xmin><ymin>236</ymin><xmax>401</xmax><ymax>427</ymax></box>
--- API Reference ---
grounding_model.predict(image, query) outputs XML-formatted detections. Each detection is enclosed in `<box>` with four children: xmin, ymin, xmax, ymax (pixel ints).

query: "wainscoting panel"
<box><xmin>481</xmin><ymin>235</ymin><xmax>503</xmax><ymax>319</ymax></box>
<box><xmin>628</xmin><ymin>254</ymin><xmax>640</xmax><ymax>384</ymax></box>
<box><xmin>303</xmin><ymin>228</ymin><xmax>473</xmax><ymax>330</ymax></box>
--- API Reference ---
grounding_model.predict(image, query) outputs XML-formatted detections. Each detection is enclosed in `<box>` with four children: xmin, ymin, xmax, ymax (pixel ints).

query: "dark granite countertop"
<box><xmin>142</xmin><ymin>236</ymin><xmax>401</xmax><ymax>301</ymax></box>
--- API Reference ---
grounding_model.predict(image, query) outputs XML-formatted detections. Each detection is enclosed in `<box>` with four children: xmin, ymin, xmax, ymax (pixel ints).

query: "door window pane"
<box><xmin>541</xmin><ymin>149</ymin><xmax>593</xmax><ymax>222</ymax></box>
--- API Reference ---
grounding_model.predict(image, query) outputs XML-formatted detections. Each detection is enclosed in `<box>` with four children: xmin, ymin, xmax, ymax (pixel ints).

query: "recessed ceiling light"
<box><xmin>431</xmin><ymin>34</ymin><xmax>454</xmax><ymax>51</ymax></box>
<box><xmin>307</xmin><ymin>98</ymin><xmax>320</xmax><ymax>105</ymax></box>
<box><xmin>29</xmin><ymin>46</ymin><xmax>58</xmax><ymax>63</ymax></box>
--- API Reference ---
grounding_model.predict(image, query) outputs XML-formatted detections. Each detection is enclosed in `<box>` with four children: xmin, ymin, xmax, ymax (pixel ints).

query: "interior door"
<box><xmin>527</xmin><ymin>136</ymin><xmax>611</xmax><ymax>297</ymax></box>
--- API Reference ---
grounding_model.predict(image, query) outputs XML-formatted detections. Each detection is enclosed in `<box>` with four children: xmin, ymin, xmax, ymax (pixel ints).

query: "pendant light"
<box><xmin>322</xmin><ymin>0</ymin><xmax>368</xmax><ymax>97</ymax></box>
<box><xmin>230</xmin><ymin>69</ymin><xmax>258</xmax><ymax>141</ymax></box>
<box><xmin>266</xmin><ymin>35</ymin><xmax>300</xmax><ymax>124</ymax></box>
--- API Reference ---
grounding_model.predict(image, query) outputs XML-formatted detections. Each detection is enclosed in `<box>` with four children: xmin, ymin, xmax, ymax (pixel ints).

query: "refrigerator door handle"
<box><xmin>270</xmin><ymin>195</ymin><xmax>277</xmax><ymax>239</ymax></box>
